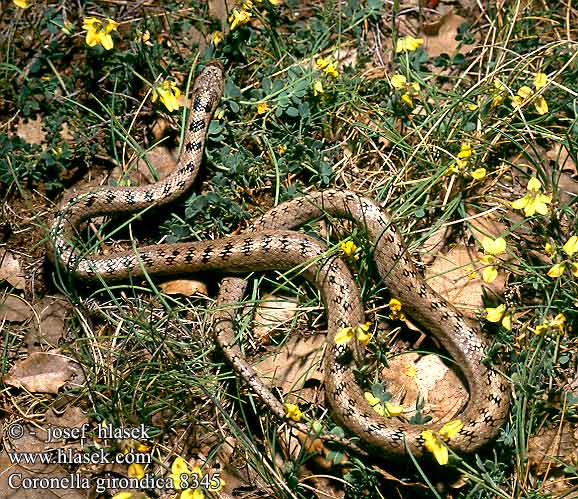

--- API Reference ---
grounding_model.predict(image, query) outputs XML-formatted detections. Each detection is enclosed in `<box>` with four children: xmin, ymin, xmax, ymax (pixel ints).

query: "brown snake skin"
<box><xmin>48</xmin><ymin>62</ymin><xmax>510</xmax><ymax>458</ymax></box>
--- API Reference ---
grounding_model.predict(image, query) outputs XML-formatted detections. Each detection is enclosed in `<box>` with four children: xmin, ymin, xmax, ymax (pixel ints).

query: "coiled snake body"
<box><xmin>48</xmin><ymin>62</ymin><xmax>510</xmax><ymax>458</ymax></box>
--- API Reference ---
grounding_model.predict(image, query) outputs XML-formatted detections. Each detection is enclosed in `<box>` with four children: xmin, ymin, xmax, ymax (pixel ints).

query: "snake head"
<box><xmin>192</xmin><ymin>61</ymin><xmax>225</xmax><ymax>115</ymax></box>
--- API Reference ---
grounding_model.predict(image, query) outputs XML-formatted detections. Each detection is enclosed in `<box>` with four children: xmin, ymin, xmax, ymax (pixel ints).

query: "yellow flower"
<box><xmin>340</xmin><ymin>240</ymin><xmax>358</xmax><ymax>259</ymax></box>
<box><xmin>229</xmin><ymin>8</ymin><xmax>251</xmax><ymax>30</ymax></box>
<box><xmin>128</xmin><ymin>463</ymin><xmax>145</xmax><ymax>479</ymax></box>
<box><xmin>468</xmin><ymin>103</ymin><xmax>479</xmax><ymax>111</ymax></box>
<box><xmin>511</xmin><ymin>177</ymin><xmax>551</xmax><ymax>217</ymax></box>
<box><xmin>313</xmin><ymin>80</ymin><xmax>324</xmax><ymax>96</ymax></box>
<box><xmin>170</xmin><ymin>456</ymin><xmax>191</xmax><ymax>489</ymax></box>
<box><xmin>111</xmin><ymin>492</ymin><xmax>134</xmax><ymax>499</ymax></box>
<box><xmin>563</xmin><ymin>235</ymin><xmax>578</xmax><ymax>256</ymax></box>
<box><xmin>485</xmin><ymin>304</ymin><xmax>511</xmax><ymax>330</ymax></box>
<box><xmin>512</xmin><ymin>85</ymin><xmax>533</xmax><ymax>108</ymax></box>
<box><xmin>544</xmin><ymin>242</ymin><xmax>556</xmax><ymax>257</ymax></box>
<box><xmin>396</xmin><ymin>35</ymin><xmax>424</xmax><ymax>53</ymax></box>
<box><xmin>355</xmin><ymin>322</ymin><xmax>373</xmax><ymax>346</ymax></box>
<box><xmin>457</xmin><ymin>142</ymin><xmax>472</xmax><ymax>160</ymax></box>
<box><xmin>490</xmin><ymin>80</ymin><xmax>506</xmax><ymax>107</ymax></box>
<box><xmin>211</xmin><ymin>31</ymin><xmax>223</xmax><ymax>46</ymax></box>
<box><xmin>388</xmin><ymin>298</ymin><xmax>406</xmax><ymax>321</ymax></box>
<box><xmin>390</xmin><ymin>74</ymin><xmax>407</xmax><ymax>89</ymax></box>
<box><xmin>439</xmin><ymin>419</ymin><xmax>464</xmax><ymax>439</ymax></box>
<box><xmin>535</xmin><ymin>313</ymin><xmax>566</xmax><ymax>335</ymax></box>
<box><xmin>421</xmin><ymin>420</ymin><xmax>463</xmax><ymax>465</ymax></box>
<box><xmin>403</xmin><ymin>364</ymin><xmax>417</xmax><ymax>377</ymax></box>
<box><xmin>364</xmin><ymin>392</ymin><xmax>403</xmax><ymax>417</ymax></box>
<box><xmin>276</xmin><ymin>144</ymin><xmax>287</xmax><ymax>155</ymax></box>
<box><xmin>257</xmin><ymin>102</ymin><xmax>269</xmax><ymax>114</ymax></box>
<box><xmin>471</xmin><ymin>168</ymin><xmax>486</xmax><ymax>180</ymax></box>
<box><xmin>547</xmin><ymin>263</ymin><xmax>565</xmax><ymax>278</ymax></box>
<box><xmin>534</xmin><ymin>96</ymin><xmax>548</xmax><ymax>115</ymax></box>
<box><xmin>152</xmin><ymin>80</ymin><xmax>181</xmax><ymax>112</ymax></box>
<box><xmin>323</xmin><ymin>63</ymin><xmax>338</xmax><ymax>78</ymax></box>
<box><xmin>181</xmin><ymin>489</ymin><xmax>204</xmax><ymax>499</ymax></box>
<box><xmin>482</xmin><ymin>236</ymin><xmax>507</xmax><ymax>255</ymax></box>
<box><xmin>335</xmin><ymin>322</ymin><xmax>372</xmax><ymax>346</ymax></box>
<box><xmin>283</xmin><ymin>403</ymin><xmax>302</xmax><ymax>421</ymax></box>
<box><xmin>82</xmin><ymin>17</ymin><xmax>118</xmax><ymax>50</ymax></box>
<box><xmin>401</xmin><ymin>93</ymin><xmax>413</xmax><ymax>107</ymax></box>
<box><xmin>422</xmin><ymin>430</ymin><xmax>448</xmax><ymax>464</ymax></box>
<box><xmin>534</xmin><ymin>72</ymin><xmax>548</xmax><ymax>90</ymax></box>
<box><xmin>13</xmin><ymin>0</ymin><xmax>29</xmax><ymax>8</ymax></box>
<box><xmin>315</xmin><ymin>57</ymin><xmax>338</xmax><ymax>77</ymax></box>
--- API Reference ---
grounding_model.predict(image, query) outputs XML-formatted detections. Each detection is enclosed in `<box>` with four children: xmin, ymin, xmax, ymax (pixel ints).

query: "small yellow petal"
<box><xmin>534</xmin><ymin>96</ymin><xmax>548</xmax><ymax>115</ymax></box>
<box><xmin>13</xmin><ymin>0</ymin><xmax>30</xmax><ymax>8</ymax></box>
<box><xmin>111</xmin><ymin>493</ymin><xmax>133</xmax><ymax>499</ymax></box>
<box><xmin>384</xmin><ymin>402</ymin><xmax>404</xmax><ymax>416</ymax></box>
<box><xmin>283</xmin><ymin>403</ymin><xmax>302</xmax><ymax>421</ymax></box>
<box><xmin>211</xmin><ymin>31</ymin><xmax>223</xmax><ymax>45</ymax></box>
<box><xmin>335</xmin><ymin>327</ymin><xmax>355</xmax><ymax>344</ymax></box>
<box><xmin>128</xmin><ymin>463</ymin><xmax>145</xmax><ymax>479</ymax></box>
<box><xmin>389</xmin><ymin>298</ymin><xmax>402</xmax><ymax>312</ymax></box>
<box><xmin>364</xmin><ymin>392</ymin><xmax>385</xmax><ymax>416</ymax></box>
<box><xmin>572</xmin><ymin>263</ymin><xmax>578</xmax><ymax>277</ymax></box>
<box><xmin>485</xmin><ymin>304</ymin><xmax>505</xmax><ymax>322</ymax></box>
<box><xmin>527</xmin><ymin>177</ymin><xmax>542</xmax><ymax>192</ymax></box>
<box><xmin>547</xmin><ymin>263</ymin><xmax>565</xmax><ymax>278</ymax></box>
<box><xmin>390</xmin><ymin>74</ymin><xmax>407</xmax><ymax>89</ymax></box>
<box><xmin>517</xmin><ymin>85</ymin><xmax>533</xmax><ymax>100</ymax></box>
<box><xmin>172</xmin><ymin>456</ymin><xmax>190</xmax><ymax>475</ymax></box>
<box><xmin>257</xmin><ymin>102</ymin><xmax>269</xmax><ymax>114</ymax></box>
<box><xmin>471</xmin><ymin>167</ymin><xmax>486</xmax><ymax>180</ymax></box>
<box><xmin>440</xmin><ymin>420</ymin><xmax>463</xmax><ymax>440</ymax></box>
<box><xmin>482</xmin><ymin>266</ymin><xmax>498</xmax><ymax>283</ymax></box>
<box><xmin>433</xmin><ymin>443</ymin><xmax>449</xmax><ymax>465</ymax></box>
<box><xmin>313</xmin><ymin>80</ymin><xmax>324</xmax><ymax>96</ymax></box>
<box><xmin>401</xmin><ymin>93</ymin><xmax>413</xmax><ymax>107</ymax></box>
<box><xmin>341</xmin><ymin>240</ymin><xmax>358</xmax><ymax>258</ymax></box>
<box><xmin>562</xmin><ymin>235</ymin><xmax>578</xmax><ymax>257</ymax></box>
<box><xmin>105</xmin><ymin>19</ymin><xmax>119</xmax><ymax>33</ymax></box>
<box><xmin>482</xmin><ymin>236</ymin><xmax>506</xmax><ymax>255</ymax></box>
<box><xmin>544</xmin><ymin>242</ymin><xmax>556</xmax><ymax>256</ymax></box>
<box><xmin>501</xmin><ymin>314</ymin><xmax>512</xmax><ymax>330</ymax></box>
<box><xmin>534</xmin><ymin>73</ymin><xmax>548</xmax><ymax>90</ymax></box>
<box><xmin>396</xmin><ymin>36</ymin><xmax>424</xmax><ymax>53</ymax></box>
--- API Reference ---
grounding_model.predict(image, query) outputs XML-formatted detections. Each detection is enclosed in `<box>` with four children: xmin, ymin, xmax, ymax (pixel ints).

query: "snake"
<box><xmin>47</xmin><ymin>61</ymin><xmax>510</xmax><ymax>458</ymax></box>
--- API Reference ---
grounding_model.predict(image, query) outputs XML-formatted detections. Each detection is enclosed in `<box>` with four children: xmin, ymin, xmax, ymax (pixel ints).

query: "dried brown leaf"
<box><xmin>0</xmin><ymin>250</ymin><xmax>26</xmax><ymax>289</ymax></box>
<box><xmin>528</xmin><ymin>422</ymin><xmax>578</xmax><ymax>473</ymax></box>
<box><xmin>0</xmin><ymin>295</ymin><xmax>32</xmax><ymax>323</ymax></box>
<box><xmin>15</xmin><ymin>116</ymin><xmax>46</xmax><ymax>145</ymax></box>
<box><xmin>425</xmin><ymin>242</ymin><xmax>488</xmax><ymax>317</ymax></box>
<box><xmin>253</xmin><ymin>335</ymin><xmax>325</xmax><ymax>404</ymax></box>
<box><xmin>4</xmin><ymin>351</ymin><xmax>79</xmax><ymax>394</ymax></box>
<box><xmin>159</xmin><ymin>279</ymin><xmax>208</xmax><ymax>296</ymax></box>
<box><xmin>254</xmin><ymin>294</ymin><xmax>299</xmax><ymax>343</ymax></box>
<box><xmin>113</xmin><ymin>146</ymin><xmax>177</xmax><ymax>186</ymax></box>
<box><xmin>422</xmin><ymin>14</ymin><xmax>475</xmax><ymax>58</ymax></box>
<box><xmin>25</xmin><ymin>296</ymin><xmax>69</xmax><ymax>350</ymax></box>
<box><xmin>381</xmin><ymin>353</ymin><xmax>468</xmax><ymax>424</ymax></box>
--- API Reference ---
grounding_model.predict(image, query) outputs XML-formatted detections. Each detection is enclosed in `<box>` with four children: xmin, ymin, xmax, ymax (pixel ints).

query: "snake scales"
<box><xmin>48</xmin><ymin>62</ymin><xmax>510</xmax><ymax>458</ymax></box>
